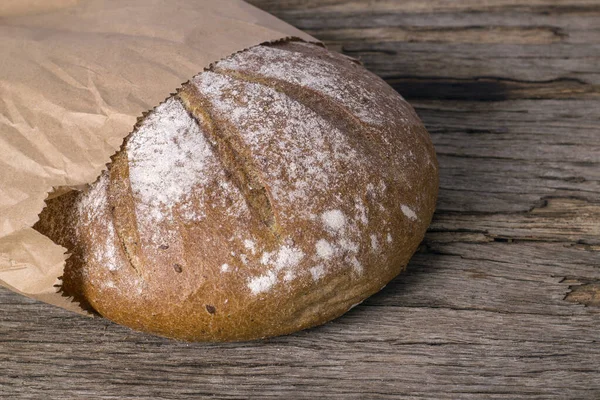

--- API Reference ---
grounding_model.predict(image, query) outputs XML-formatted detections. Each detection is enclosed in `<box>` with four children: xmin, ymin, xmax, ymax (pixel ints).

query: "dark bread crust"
<box><xmin>34</xmin><ymin>41</ymin><xmax>438</xmax><ymax>341</ymax></box>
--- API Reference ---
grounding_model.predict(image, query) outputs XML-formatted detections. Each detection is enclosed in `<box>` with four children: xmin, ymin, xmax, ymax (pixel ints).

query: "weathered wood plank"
<box><xmin>2</xmin><ymin>288</ymin><xmax>600</xmax><ymax>399</ymax></box>
<box><xmin>251</xmin><ymin>0</ymin><xmax>600</xmax><ymax>14</ymax></box>
<box><xmin>1</xmin><ymin>0</ymin><xmax>599</xmax><ymax>398</ymax></box>
<box><xmin>271</xmin><ymin>8</ymin><xmax>600</xmax><ymax>45</ymax></box>
<box><xmin>396</xmin><ymin>241</ymin><xmax>600</xmax><ymax>314</ymax></box>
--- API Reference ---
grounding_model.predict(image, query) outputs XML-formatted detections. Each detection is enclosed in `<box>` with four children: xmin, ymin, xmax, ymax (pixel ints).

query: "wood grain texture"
<box><xmin>1</xmin><ymin>0</ymin><xmax>599</xmax><ymax>398</ymax></box>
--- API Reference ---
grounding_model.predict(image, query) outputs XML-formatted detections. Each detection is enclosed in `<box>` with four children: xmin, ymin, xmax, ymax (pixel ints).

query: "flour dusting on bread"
<box><xmin>216</xmin><ymin>43</ymin><xmax>406</xmax><ymax>126</ymax></box>
<box><xmin>126</xmin><ymin>98</ymin><xmax>213</xmax><ymax>223</ymax></box>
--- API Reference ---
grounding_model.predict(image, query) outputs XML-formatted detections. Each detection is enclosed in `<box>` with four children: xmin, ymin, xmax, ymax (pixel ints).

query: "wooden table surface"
<box><xmin>2</xmin><ymin>1</ymin><xmax>599</xmax><ymax>398</ymax></box>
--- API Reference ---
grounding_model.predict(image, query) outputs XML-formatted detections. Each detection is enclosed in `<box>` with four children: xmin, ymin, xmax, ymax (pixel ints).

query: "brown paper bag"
<box><xmin>0</xmin><ymin>0</ymin><xmax>316</xmax><ymax>314</ymax></box>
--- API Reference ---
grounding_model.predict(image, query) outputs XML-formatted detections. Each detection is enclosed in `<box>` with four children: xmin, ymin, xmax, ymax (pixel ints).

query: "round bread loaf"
<box><xmin>34</xmin><ymin>40</ymin><xmax>438</xmax><ymax>341</ymax></box>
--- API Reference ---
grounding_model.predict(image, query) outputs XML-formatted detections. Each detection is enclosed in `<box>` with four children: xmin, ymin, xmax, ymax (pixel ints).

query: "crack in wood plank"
<box><xmin>387</xmin><ymin>77</ymin><xmax>598</xmax><ymax>101</ymax></box>
<box><xmin>563</xmin><ymin>279</ymin><xmax>600</xmax><ymax>307</ymax></box>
